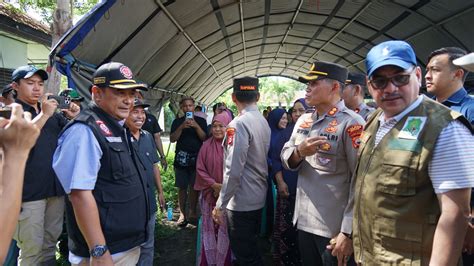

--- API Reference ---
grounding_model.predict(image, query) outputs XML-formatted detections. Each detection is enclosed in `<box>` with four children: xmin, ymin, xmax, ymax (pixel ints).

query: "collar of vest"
<box><xmin>88</xmin><ymin>104</ymin><xmax>126</xmax><ymax>136</ymax></box>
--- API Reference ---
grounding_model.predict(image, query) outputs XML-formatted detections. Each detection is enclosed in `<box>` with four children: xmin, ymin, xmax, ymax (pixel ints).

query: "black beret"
<box><xmin>299</xmin><ymin>61</ymin><xmax>348</xmax><ymax>84</ymax></box>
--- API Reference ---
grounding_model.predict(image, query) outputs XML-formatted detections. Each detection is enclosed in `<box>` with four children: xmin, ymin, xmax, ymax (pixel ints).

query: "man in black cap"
<box><xmin>1</xmin><ymin>83</ymin><xmax>15</xmax><ymax>106</ymax></box>
<box><xmin>125</xmin><ymin>98</ymin><xmax>165</xmax><ymax>266</ymax></box>
<box><xmin>10</xmin><ymin>65</ymin><xmax>80</xmax><ymax>265</ymax></box>
<box><xmin>53</xmin><ymin>62</ymin><xmax>150</xmax><ymax>265</ymax></box>
<box><xmin>213</xmin><ymin>76</ymin><xmax>271</xmax><ymax>265</ymax></box>
<box><xmin>281</xmin><ymin>61</ymin><xmax>365</xmax><ymax>265</ymax></box>
<box><xmin>342</xmin><ymin>72</ymin><xmax>375</xmax><ymax>121</ymax></box>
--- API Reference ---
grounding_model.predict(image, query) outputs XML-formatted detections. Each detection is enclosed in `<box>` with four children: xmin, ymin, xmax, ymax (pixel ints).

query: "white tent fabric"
<box><xmin>50</xmin><ymin>0</ymin><xmax>474</xmax><ymax>107</ymax></box>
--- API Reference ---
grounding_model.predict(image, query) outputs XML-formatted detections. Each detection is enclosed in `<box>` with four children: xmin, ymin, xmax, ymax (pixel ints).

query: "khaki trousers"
<box><xmin>71</xmin><ymin>247</ymin><xmax>141</xmax><ymax>266</ymax></box>
<box><xmin>14</xmin><ymin>196</ymin><xmax>65</xmax><ymax>266</ymax></box>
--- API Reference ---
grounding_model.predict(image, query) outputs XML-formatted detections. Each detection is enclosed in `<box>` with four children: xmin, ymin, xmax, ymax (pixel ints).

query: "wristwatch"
<box><xmin>90</xmin><ymin>245</ymin><xmax>108</xmax><ymax>257</ymax></box>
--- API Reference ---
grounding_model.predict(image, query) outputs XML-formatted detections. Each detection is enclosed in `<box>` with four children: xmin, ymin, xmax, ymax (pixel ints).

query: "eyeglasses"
<box><xmin>369</xmin><ymin>68</ymin><xmax>415</xmax><ymax>90</ymax></box>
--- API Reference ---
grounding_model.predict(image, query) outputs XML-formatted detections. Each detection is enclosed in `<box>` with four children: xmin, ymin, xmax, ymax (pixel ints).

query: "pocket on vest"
<box><xmin>373</xmin><ymin>216</ymin><xmax>422</xmax><ymax>265</ymax></box>
<box><xmin>109</xmin><ymin>143</ymin><xmax>134</xmax><ymax>180</ymax></box>
<box><xmin>377</xmin><ymin>151</ymin><xmax>418</xmax><ymax>196</ymax></box>
<box><xmin>100</xmin><ymin>186</ymin><xmax>146</xmax><ymax>242</ymax></box>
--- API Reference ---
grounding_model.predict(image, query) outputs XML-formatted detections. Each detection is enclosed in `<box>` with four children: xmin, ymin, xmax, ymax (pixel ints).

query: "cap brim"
<box><xmin>368</xmin><ymin>59</ymin><xmax>413</xmax><ymax>77</ymax></box>
<box><xmin>109</xmin><ymin>83</ymin><xmax>148</xmax><ymax>91</ymax></box>
<box><xmin>453</xmin><ymin>53</ymin><xmax>474</xmax><ymax>72</ymax></box>
<box><xmin>23</xmin><ymin>69</ymin><xmax>49</xmax><ymax>81</ymax></box>
<box><xmin>298</xmin><ymin>74</ymin><xmax>324</xmax><ymax>83</ymax></box>
<box><xmin>133</xmin><ymin>103</ymin><xmax>150</xmax><ymax>109</ymax></box>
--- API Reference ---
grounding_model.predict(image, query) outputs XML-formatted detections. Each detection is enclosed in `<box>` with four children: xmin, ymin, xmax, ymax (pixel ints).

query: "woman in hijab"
<box><xmin>272</xmin><ymin>99</ymin><xmax>308</xmax><ymax>265</ymax></box>
<box><xmin>195</xmin><ymin>112</ymin><xmax>232</xmax><ymax>266</ymax></box>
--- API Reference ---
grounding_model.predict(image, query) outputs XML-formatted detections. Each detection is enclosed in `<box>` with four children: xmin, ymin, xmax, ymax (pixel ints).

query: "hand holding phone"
<box><xmin>48</xmin><ymin>95</ymin><xmax>71</xmax><ymax>109</ymax></box>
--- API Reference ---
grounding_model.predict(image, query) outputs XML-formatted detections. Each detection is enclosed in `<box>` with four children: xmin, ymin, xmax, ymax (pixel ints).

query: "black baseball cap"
<box><xmin>92</xmin><ymin>62</ymin><xmax>147</xmax><ymax>90</ymax></box>
<box><xmin>2</xmin><ymin>83</ymin><xmax>13</xmax><ymax>96</ymax></box>
<box><xmin>346</xmin><ymin>72</ymin><xmax>367</xmax><ymax>86</ymax></box>
<box><xmin>299</xmin><ymin>61</ymin><xmax>348</xmax><ymax>83</ymax></box>
<box><xmin>12</xmin><ymin>65</ymin><xmax>48</xmax><ymax>82</ymax></box>
<box><xmin>233</xmin><ymin>77</ymin><xmax>259</xmax><ymax>92</ymax></box>
<box><xmin>133</xmin><ymin>98</ymin><xmax>150</xmax><ymax>109</ymax></box>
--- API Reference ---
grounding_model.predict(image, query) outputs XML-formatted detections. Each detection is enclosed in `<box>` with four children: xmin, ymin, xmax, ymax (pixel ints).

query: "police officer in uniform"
<box><xmin>53</xmin><ymin>62</ymin><xmax>149</xmax><ymax>266</ymax></box>
<box><xmin>352</xmin><ymin>41</ymin><xmax>474</xmax><ymax>265</ymax></box>
<box><xmin>281</xmin><ymin>62</ymin><xmax>365</xmax><ymax>265</ymax></box>
<box><xmin>342</xmin><ymin>72</ymin><xmax>375</xmax><ymax>121</ymax></box>
<box><xmin>212</xmin><ymin>77</ymin><xmax>271</xmax><ymax>266</ymax></box>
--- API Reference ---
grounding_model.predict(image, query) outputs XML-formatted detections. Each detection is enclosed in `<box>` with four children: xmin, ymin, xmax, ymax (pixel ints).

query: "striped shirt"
<box><xmin>375</xmin><ymin>95</ymin><xmax>474</xmax><ymax>194</ymax></box>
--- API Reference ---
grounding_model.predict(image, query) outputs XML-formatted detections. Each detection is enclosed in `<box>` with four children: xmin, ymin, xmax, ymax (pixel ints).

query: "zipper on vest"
<box><xmin>356</xmin><ymin>148</ymin><xmax>376</xmax><ymax>264</ymax></box>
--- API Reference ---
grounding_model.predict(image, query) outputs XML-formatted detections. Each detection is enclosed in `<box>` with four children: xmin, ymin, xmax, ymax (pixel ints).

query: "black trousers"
<box><xmin>227</xmin><ymin>209</ymin><xmax>263</xmax><ymax>266</ymax></box>
<box><xmin>298</xmin><ymin>230</ymin><xmax>356</xmax><ymax>266</ymax></box>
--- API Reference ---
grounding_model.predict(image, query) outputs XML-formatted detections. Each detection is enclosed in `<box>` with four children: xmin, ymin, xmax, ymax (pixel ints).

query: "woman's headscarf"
<box><xmin>267</xmin><ymin>109</ymin><xmax>287</xmax><ymax>178</ymax></box>
<box><xmin>194</xmin><ymin>112</ymin><xmax>231</xmax><ymax>197</ymax></box>
<box><xmin>293</xmin><ymin>98</ymin><xmax>309</xmax><ymax>110</ymax></box>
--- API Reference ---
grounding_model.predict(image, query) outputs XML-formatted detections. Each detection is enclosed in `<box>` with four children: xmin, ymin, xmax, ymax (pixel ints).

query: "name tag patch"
<box><xmin>106</xmin><ymin>137</ymin><xmax>122</xmax><ymax>143</ymax></box>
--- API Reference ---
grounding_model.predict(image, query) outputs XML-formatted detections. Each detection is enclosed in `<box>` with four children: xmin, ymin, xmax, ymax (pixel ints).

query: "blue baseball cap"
<box><xmin>12</xmin><ymin>65</ymin><xmax>48</xmax><ymax>82</ymax></box>
<box><xmin>366</xmin><ymin>40</ymin><xmax>417</xmax><ymax>78</ymax></box>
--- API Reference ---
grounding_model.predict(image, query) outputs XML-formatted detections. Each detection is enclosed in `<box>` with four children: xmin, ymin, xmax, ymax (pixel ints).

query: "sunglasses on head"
<box><xmin>369</xmin><ymin>67</ymin><xmax>415</xmax><ymax>90</ymax></box>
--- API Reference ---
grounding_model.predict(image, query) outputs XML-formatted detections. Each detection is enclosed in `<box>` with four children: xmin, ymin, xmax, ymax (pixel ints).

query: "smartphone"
<box><xmin>0</xmin><ymin>109</ymin><xmax>11</xmax><ymax>119</ymax></box>
<box><xmin>48</xmin><ymin>95</ymin><xmax>71</xmax><ymax>109</ymax></box>
<box><xmin>185</xmin><ymin>111</ymin><xmax>193</xmax><ymax>119</ymax></box>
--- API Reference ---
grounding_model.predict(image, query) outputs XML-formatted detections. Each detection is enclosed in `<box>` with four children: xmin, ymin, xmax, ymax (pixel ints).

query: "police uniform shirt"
<box><xmin>216</xmin><ymin>104</ymin><xmax>271</xmax><ymax>212</ymax></box>
<box><xmin>355</xmin><ymin>102</ymin><xmax>376</xmax><ymax>121</ymax></box>
<box><xmin>281</xmin><ymin>100</ymin><xmax>365</xmax><ymax>238</ymax></box>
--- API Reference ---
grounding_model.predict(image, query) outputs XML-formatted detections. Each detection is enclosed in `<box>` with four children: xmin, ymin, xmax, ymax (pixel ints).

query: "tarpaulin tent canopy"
<box><xmin>50</xmin><ymin>0</ymin><xmax>474</xmax><ymax>111</ymax></box>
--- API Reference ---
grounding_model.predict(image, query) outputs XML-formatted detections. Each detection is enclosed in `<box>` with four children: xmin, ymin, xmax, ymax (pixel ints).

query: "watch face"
<box><xmin>91</xmin><ymin>245</ymin><xmax>107</xmax><ymax>257</ymax></box>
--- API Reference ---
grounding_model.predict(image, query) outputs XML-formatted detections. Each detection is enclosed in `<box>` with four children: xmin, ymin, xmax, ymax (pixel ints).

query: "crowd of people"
<box><xmin>0</xmin><ymin>39</ymin><xmax>474</xmax><ymax>266</ymax></box>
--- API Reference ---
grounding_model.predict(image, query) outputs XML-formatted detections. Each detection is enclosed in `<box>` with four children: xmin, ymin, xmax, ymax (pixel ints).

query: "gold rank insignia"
<box><xmin>328</xmin><ymin>107</ymin><xmax>338</xmax><ymax>116</ymax></box>
<box><xmin>329</xmin><ymin>119</ymin><xmax>338</xmax><ymax>126</ymax></box>
<box><xmin>320</xmin><ymin>142</ymin><xmax>331</xmax><ymax>151</ymax></box>
<box><xmin>325</xmin><ymin>126</ymin><xmax>337</xmax><ymax>133</ymax></box>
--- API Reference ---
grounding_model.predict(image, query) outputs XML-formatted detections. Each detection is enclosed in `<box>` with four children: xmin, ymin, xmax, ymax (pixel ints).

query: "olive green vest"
<box><xmin>353</xmin><ymin>97</ymin><xmax>469</xmax><ymax>265</ymax></box>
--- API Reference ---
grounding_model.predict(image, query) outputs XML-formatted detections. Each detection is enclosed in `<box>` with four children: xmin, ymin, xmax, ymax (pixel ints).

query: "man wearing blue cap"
<box><xmin>10</xmin><ymin>65</ymin><xmax>80</xmax><ymax>265</ymax></box>
<box><xmin>352</xmin><ymin>40</ymin><xmax>474</xmax><ymax>265</ymax></box>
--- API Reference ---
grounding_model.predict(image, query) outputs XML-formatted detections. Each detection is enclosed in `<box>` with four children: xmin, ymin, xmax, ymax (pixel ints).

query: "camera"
<box><xmin>48</xmin><ymin>95</ymin><xmax>71</xmax><ymax>109</ymax></box>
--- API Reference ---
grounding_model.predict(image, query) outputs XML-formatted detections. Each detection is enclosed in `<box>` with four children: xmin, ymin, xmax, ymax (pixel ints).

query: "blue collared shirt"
<box><xmin>53</xmin><ymin>123</ymin><xmax>103</xmax><ymax>194</ymax></box>
<box><xmin>441</xmin><ymin>87</ymin><xmax>474</xmax><ymax>125</ymax></box>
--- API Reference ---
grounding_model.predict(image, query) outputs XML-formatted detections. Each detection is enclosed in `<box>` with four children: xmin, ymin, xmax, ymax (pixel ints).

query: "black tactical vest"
<box><xmin>63</xmin><ymin>105</ymin><xmax>149</xmax><ymax>257</ymax></box>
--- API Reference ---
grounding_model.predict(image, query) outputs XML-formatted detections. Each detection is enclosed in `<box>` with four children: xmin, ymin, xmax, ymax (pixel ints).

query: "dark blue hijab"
<box><xmin>267</xmin><ymin>108</ymin><xmax>287</xmax><ymax>179</ymax></box>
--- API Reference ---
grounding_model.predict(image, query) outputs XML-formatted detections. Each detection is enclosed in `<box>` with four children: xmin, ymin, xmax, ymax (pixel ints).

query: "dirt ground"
<box><xmin>154</xmin><ymin>216</ymin><xmax>273</xmax><ymax>266</ymax></box>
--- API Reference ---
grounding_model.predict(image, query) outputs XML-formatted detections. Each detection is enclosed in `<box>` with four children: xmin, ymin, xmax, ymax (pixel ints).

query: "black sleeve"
<box><xmin>147</xmin><ymin>113</ymin><xmax>162</xmax><ymax>134</ymax></box>
<box><xmin>197</xmin><ymin>117</ymin><xmax>208</xmax><ymax>135</ymax></box>
<box><xmin>170</xmin><ymin>118</ymin><xmax>181</xmax><ymax>134</ymax></box>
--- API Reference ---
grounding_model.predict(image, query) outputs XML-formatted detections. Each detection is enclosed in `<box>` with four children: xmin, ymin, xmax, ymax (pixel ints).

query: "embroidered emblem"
<box><xmin>226</xmin><ymin>127</ymin><xmax>235</xmax><ymax>146</ymax></box>
<box><xmin>299</xmin><ymin>117</ymin><xmax>313</xmax><ymax>129</ymax></box>
<box><xmin>325</xmin><ymin>126</ymin><xmax>337</xmax><ymax>133</ymax></box>
<box><xmin>320</xmin><ymin>142</ymin><xmax>331</xmax><ymax>151</ymax></box>
<box><xmin>328</xmin><ymin>107</ymin><xmax>338</xmax><ymax>116</ymax></box>
<box><xmin>317</xmin><ymin>156</ymin><xmax>331</xmax><ymax>165</ymax></box>
<box><xmin>346</xmin><ymin>124</ymin><xmax>363</xmax><ymax>148</ymax></box>
<box><xmin>398</xmin><ymin>116</ymin><xmax>427</xmax><ymax>140</ymax></box>
<box><xmin>329</xmin><ymin>119</ymin><xmax>338</xmax><ymax>126</ymax></box>
<box><xmin>120</xmin><ymin>65</ymin><xmax>133</xmax><ymax>79</ymax></box>
<box><xmin>96</xmin><ymin>120</ymin><xmax>112</xmax><ymax>136</ymax></box>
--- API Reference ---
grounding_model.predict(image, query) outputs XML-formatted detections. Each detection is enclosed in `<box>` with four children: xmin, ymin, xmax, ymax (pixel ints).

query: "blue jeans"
<box><xmin>298</xmin><ymin>230</ymin><xmax>355</xmax><ymax>266</ymax></box>
<box><xmin>137</xmin><ymin>213</ymin><xmax>156</xmax><ymax>266</ymax></box>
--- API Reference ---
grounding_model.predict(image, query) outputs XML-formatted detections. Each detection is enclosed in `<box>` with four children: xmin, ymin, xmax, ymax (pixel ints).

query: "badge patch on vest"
<box><xmin>299</xmin><ymin>117</ymin><xmax>313</xmax><ymax>129</ymax></box>
<box><xmin>398</xmin><ymin>116</ymin><xmax>427</xmax><ymax>140</ymax></box>
<box><xmin>105</xmin><ymin>136</ymin><xmax>122</xmax><ymax>143</ymax></box>
<box><xmin>96</xmin><ymin>120</ymin><xmax>112</xmax><ymax>136</ymax></box>
<box><xmin>346</xmin><ymin>124</ymin><xmax>363</xmax><ymax>148</ymax></box>
<box><xmin>226</xmin><ymin>127</ymin><xmax>235</xmax><ymax>146</ymax></box>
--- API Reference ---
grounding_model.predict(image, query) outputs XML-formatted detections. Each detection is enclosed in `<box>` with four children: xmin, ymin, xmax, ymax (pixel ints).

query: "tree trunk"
<box><xmin>45</xmin><ymin>0</ymin><xmax>72</xmax><ymax>94</ymax></box>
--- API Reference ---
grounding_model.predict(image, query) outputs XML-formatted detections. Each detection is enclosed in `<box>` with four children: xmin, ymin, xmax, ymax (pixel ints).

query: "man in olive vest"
<box><xmin>53</xmin><ymin>62</ymin><xmax>149</xmax><ymax>265</ymax></box>
<box><xmin>352</xmin><ymin>40</ymin><xmax>474</xmax><ymax>265</ymax></box>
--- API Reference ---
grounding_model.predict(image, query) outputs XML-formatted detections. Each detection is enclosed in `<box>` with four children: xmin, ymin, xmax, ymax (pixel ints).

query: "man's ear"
<box><xmin>11</xmin><ymin>81</ymin><xmax>19</xmax><ymax>91</ymax></box>
<box><xmin>454</xmin><ymin>68</ymin><xmax>465</xmax><ymax>81</ymax></box>
<box><xmin>231</xmin><ymin>93</ymin><xmax>237</xmax><ymax>104</ymax></box>
<box><xmin>354</xmin><ymin>85</ymin><xmax>362</xmax><ymax>97</ymax></box>
<box><xmin>256</xmin><ymin>92</ymin><xmax>260</xmax><ymax>102</ymax></box>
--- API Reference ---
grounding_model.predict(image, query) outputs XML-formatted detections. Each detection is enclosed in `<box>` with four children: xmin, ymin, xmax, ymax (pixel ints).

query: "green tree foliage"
<box><xmin>258</xmin><ymin>77</ymin><xmax>306</xmax><ymax>108</ymax></box>
<box><xmin>16</xmin><ymin>0</ymin><xmax>98</xmax><ymax>24</ymax></box>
